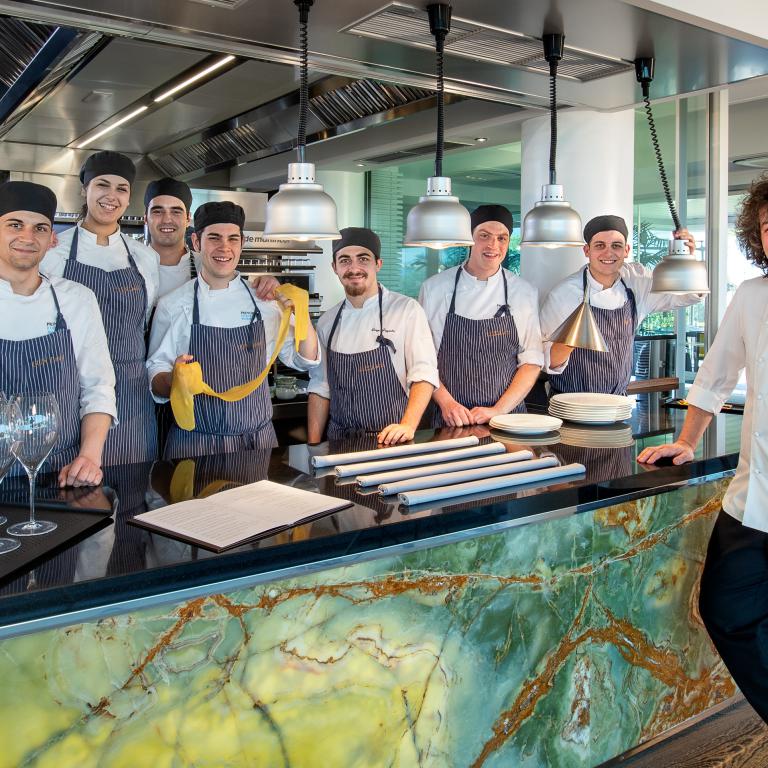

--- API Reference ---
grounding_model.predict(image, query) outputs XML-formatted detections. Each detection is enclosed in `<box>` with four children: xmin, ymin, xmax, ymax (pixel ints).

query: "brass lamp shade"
<box><xmin>548</xmin><ymin>299</ymin><xmax>608</xmax><ymax>352</ymax></box>
<box><xmin>650</xmin><ymin>239</ymin><xmax>710</xmax><ymax>294</ymax></box>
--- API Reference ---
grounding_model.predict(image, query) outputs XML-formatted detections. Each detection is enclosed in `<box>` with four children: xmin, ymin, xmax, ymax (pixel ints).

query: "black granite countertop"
<box><xmin>0</xmin><ymin>393</ymin><xmax>741</xmax><ymax>635</ymax></box>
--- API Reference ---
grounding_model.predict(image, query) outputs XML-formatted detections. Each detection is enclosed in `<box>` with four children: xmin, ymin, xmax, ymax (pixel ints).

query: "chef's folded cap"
<box><xmin>79</xmin><ymin>150</ymin><xmax>136</xmax><ymax>187</ymax></box>
<box><xmin>583</xmin><ymin>215</ymin><xmax>628</xmax><ymax>244</ymax></box>
<box><xmin>193</xmin><ymin>201</ymin><xmax>245</xmax><ymax>234</ymax></box>
<box><xmin>144</xmin><ymin>177</ymin><xmax>193</xmax><ymax>212</ymax></box>
<box><xmin>0</xmin><ymin>181</ymin><xmax>57</xmax><ymax>224</ymax></box>
<box><xmin>470</xmin><ymin>204</ymin><xmax>514</xmax><ymax>234</ymax></box>
<box><xmin>332</xmin><ymin>226</ymin><xmax>381</xmax><ymax>260</ymax></box>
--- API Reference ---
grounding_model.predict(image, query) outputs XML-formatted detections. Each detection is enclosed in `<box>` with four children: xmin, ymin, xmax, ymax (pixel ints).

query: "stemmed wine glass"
<box><xmin>0</xmin><ymin>393</ymin><xmax>22</xmax><ymax>553</ymax></box>
<box><xmin>6</xmin><ymin>393</ymin><xmax>60</xmax><ymax>537</ymax></box>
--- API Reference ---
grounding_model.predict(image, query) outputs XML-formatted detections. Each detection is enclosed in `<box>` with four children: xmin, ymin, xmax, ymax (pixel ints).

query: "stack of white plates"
<box><xmin>549</xmin><ymin>393</ymin><xmax>633</xmax><ymax>425</ymax></box>
<box><xmin>490</xmin><ymin>429</ymin><xmax>560</xmax><ymax>447</ymax></box>
<box><xmin>559</xmin><ymin>423</ymin><xmax>634</xmax><ymax>448</ymax></box>
<box><xmin>489</xmin><ymin>413</ymin><xmax>563</xmax><ymax>434</ymax></box>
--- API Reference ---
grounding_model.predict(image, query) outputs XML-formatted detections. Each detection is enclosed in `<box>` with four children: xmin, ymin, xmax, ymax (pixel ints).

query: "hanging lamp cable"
<box><xmin>427</xmin><ymin>4</ymin><xmax>451</xmax><ymax>179</ymax></box>
<box><xmin>542</xmin><ymin>33</ymin><xmax>564</xmax><ymax>187</ymax></box>
<box><xmin>295</xmin><ymin>0</ymin><xmax>312</xmax><ymax>164</ymax></box>
<box><xmin>635</xmin><ymin>57</ymin><xmax>681</xmax><ymax>232</ymax></box>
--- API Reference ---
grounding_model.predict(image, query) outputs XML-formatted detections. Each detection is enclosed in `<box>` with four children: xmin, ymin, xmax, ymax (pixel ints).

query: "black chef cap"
<box><xmin>583</xmin><ymin>215</ymin><xmax>628</xmax><ymax>245</ymax></box>
<box><xmin>193</xmin><ymin>201</ymin><xmax>245</xmax><ymax>234</ymax></box>
<box><xmin>0</xmin><ymin>181</ymin><xmax>57</xmax><ymax>224</ymax></box>
<box><xmin>79</xmin><ymin>151</ymin><xmax>136</xmax><ymax>187</ymax></box>
<box><xmin>332</xmin><ymin>227</ymin><xmax>381</xmax><ymax>260</ymax></box>
<box><xmin>144</xmin><ymin>177</ymin><xmax>193</xmax><ymax>212</ymax></box>
<box><xmin>470</xmin><ymin>204</ymin><xmax>513</xmax><ymax>234</ymax></box>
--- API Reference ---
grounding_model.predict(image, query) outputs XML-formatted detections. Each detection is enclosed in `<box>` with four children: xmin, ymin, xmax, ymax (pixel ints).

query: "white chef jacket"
<box><xmin>0</xmin><ymin>274</ymin><xmax>117</xmax><ymax>421</ymax></box>
<box><xmin>418</xmin><ymin>264</ymin><xmax>545</xmax><ymax>368</ymax></box>
<box><xmin>157</xmin><ymin>249</ymin><xmax>201</xmax><ymax>298</ymax></box>
<box><xmin>308</xmin><ymin>285</ymin><xmax>439</xmax><ymax>399</ymax></box>
<box><xmin>41</xmin><ymin>224</ymin><xmax>160</xmax><ymax>321</ymax></box>
<box><xmin>686</xmin><ymin>277</ymin><xmax>768</xmax><ymax>531</ymax></box>
<box><xmin>540</xmin><ymin>262</ymin><xmax>703</xmax><ymax>373</ymax></box>
<box><xmin>146</xmin><ymin>272</ymin><xmax>320</xmax><ymax>403</ymax></box>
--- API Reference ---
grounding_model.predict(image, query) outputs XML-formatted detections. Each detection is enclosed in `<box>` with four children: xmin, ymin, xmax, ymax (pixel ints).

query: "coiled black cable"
<box><xmin>296</xmin><ymin>6</ymin><xmax>309</xmax><ymax>163</ymax></box>
<box><xmin>643</xmin><ymin>92</ymin><xmax>681</xmax><ymax>231</ymax></box>
<box><xmin>434</xmin><ymin>32</ymin><xmax>446</xmax><ymax>178</ymax></box>
<box><xmin>549</xmin><ymin>60</ymin><xmax>557</xmax><ymax>185</ymax></box>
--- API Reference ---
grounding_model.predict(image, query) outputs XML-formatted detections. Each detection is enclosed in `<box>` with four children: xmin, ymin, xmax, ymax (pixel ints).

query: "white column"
<box><xmin>313</xmin><ymin>170</ymin><xmax>365</xmax><ymax>311</ymax></box>
<box><xmin>520</xmin><ymin>109</ymin><xmax>635</xmax><ymax>299</ymax></box>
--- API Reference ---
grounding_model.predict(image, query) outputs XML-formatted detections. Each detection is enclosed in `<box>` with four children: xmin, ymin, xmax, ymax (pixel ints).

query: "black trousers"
<box><xmin>699</xmin><ymin>509</ymin><xmax>768</xmax><ymax>723</ymax></box>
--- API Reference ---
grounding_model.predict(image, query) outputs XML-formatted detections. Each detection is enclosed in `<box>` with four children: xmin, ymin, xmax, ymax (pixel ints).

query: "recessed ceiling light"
<box><xmin>77</xmin><ymin>105</ymin><xmax>148</xmax><ymax>148</ymax></box>
<box><xmin>474</xmin><ymin>137</ymin><xmax>488</xmax><ymax>143</ymax></box>
<box><xmin>154</xmin><ymin>55</ymin><xmax>236</xmax><ymax>102</ymax></box>
<box><xmin>355</xmin><ymin>162</ymin><xmax>366</xmax><ymax>167</ymax></box>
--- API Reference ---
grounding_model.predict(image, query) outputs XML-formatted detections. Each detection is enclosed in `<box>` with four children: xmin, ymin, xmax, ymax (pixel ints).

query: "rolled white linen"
<box><xmin>397</xmin><ymin>462</ymin><xmax>587</xmax><ymax>506</ymax></box>
<box><xmin>357</xmin><ymin>449</ymin><xmax>534</xmax><ymax>488</ymax></box>
<box><xmin>335</xmin><ymin>442</ymin><xmax>505</xmax><ymax>478</ymax></box>
<box><xmin>311</xmin><ymin>435</ymin><xmax>479</xmax><ymax>469</ymax></box>
<box><xmin>379</xmin><ymin>455</ymin><xmax>560</xmax><ymax>496</ymax></box>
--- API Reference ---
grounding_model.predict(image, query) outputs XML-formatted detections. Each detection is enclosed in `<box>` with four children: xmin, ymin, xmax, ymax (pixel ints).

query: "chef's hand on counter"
<box><xmin>249</xmin><ymin>275</ymin><xmax>281</xmax><ymax>300</ymax></box>
<box><xmin>377</xmin><ymin>423</ymin><xmax>415</xmax><ymax>445</ymax></box>
<box><xmin>673</xmin><ymin>228</ymin><xmax>696</xmax><ymax>255</ymax></box>
<box><xmin>469</xmin><ymin>406</ymin><xmax>501</xmax><ymax>425</ymax></box>
<box><xmin>439</xmin><ymin>399</ymin><xmax>474</xmax><ymax>427</ymax></box>
<box><xmin>637</xmin><ymin>439</ymin><xmax>695</xmax><ymax>465</ymax></box>
<box><xmin>58</xmin><ymin>456</ymin><xmax>103</xmax><ymax>488</ymax></box>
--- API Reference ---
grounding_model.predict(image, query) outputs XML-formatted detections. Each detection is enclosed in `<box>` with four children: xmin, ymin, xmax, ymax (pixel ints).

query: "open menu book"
<box><xmin>129</xmin><ymin>480</ymin><xmax>352</xmax><ymax>552</ymax></box>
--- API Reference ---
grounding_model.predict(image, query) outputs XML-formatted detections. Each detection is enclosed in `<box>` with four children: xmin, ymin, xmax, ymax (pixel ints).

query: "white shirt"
<box><xmin>308</xmin><ymin>285</ymin><xmax>439</xmax><ymax>399</ymax></box>
<box><xmin>0</xmin><ymin>274</ymin><xmax>117</xmax><ymax>421</ymax></box>
<box><xmin>146</xmin><ymin>272</ymin><xmax>320</xmax><ymax>403</ymax></box>
<box><xmin>418</xmin><ymin>264</ymin><xmax>545</xmax><ymax>368</ymax></box>
<box><xmin>41</xmin><ymin>224</ymin><xmax>160</xmax><ymax>321</ymax></box>
<box><xmin>157</xmin><ymin>249</ymin><xmax>201</xmax><ymax>298</ymax></box>
<box><xmin>540</xmin><ymin>262</ymin><xmax>703</xmax><ymax>372</ymax></box>
<box><xmin>686</xmin><ymin>277</ymin><xmax>768</xmax><ymax>532</ymax></box>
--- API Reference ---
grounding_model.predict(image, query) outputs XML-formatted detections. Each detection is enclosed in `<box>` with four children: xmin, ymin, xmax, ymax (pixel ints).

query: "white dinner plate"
<box><xmin>550</xmin><ymin>393</ymin><xmax>632</xmax><ymax>408</ymax></box>
<box><xmin>489</xmin><ymin>413</ymin><xmax>563</xmax><ymax>434</ymax></box>
<box><xmin>547</xmin><ymin>408</ymin><xmax>632</xmax><ymax>421</ymax></box>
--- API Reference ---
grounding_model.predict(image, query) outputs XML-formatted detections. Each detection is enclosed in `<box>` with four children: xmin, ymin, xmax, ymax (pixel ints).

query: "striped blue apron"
<box><xmin>63</xmin><ymin>228</ymin><xmax>157</xmax><ymax>465</ymax></box>
<box><xmin>548</xmin><ymin>267</ymin><xmax>637</xmax><ymax>396</ymax></box>
<box><xmin>163</xmin><ymin>277</ymin><xmax>277</xmax><ymax>459</ymax></box>
<box><xmin>0</xmin><ymin>282</ymin><xmax>81</xmax><ymax>477</ymax></box>
<box><xmin>433</xmin><ymin>266</ymin><xmax>525</xmax><ymax>427</ymax></box>
<box><xmin>327</xmin><ymin>284</ymin><xmax>408</xmax><ymax>440</ymax></box>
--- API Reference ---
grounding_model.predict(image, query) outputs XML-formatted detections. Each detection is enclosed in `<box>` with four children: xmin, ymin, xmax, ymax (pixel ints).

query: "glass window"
<box><xmin>366</xmin><ymin>143</ymin><xmax>522</xmax><ymax>298</ymax></box>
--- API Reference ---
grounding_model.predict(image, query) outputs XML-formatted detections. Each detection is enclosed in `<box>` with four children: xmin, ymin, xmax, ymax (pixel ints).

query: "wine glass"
<box><xmin>6</xmin><ymin>393</ymin><xmax>60</xmax><ymax>537</ymax></box>
<box><xmin>0</xmin><ymin>395</ymin><xmax>21</xmax><ymax>554</ymax></box>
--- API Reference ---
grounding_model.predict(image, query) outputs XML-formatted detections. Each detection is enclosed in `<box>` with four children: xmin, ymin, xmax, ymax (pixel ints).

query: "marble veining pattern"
<box><xmin>0</xmin><ymin>478</ymin><xmax>734</xmax><ymax>767</ymax></box>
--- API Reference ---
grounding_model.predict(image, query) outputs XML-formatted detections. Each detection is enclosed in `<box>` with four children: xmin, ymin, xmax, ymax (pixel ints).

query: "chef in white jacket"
<box><xmin>541</xmin><ymin>215</ymin><xmax>702</xmax><ymax>396</ymax></box>
<box><xmin>307</xmin><ymin>227</ymin><xmax>439</xmax><ymax>445</ymax></box>
<box><xmin>0</xmin><ymin>181</ymin><xmax>116</xmax><ymax>486</ymax></box>
<box><xmin>41</xmin><ymin>150</ymin><xmax>160</xmax><ymax>465</ymax></box>
<box><xmin>147</xmin><ymin>201</ymin><xmax>320</xmax><ymax>459</ymax></box>
<box><xmin>144</xmin><ymin>177</ymin><xmax>199</xmax><ymax>297</ymax></box>
<box><xmin>419</xmin><ymin>205</ymin><xmax>544</xmax><ymax>427</ymax></box>
<box><xmin>637</xmin><ymin>175</ymin><xmax>768</xmax><ymax>723</ymax></box>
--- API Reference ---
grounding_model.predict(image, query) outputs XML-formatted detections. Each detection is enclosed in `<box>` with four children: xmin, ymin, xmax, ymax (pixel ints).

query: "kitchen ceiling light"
<box><xmin>635</xmin><ymin>57</ymin><xmax>710</xmax><ymax>295</ymax></box>
<box><xmin>263</xmin><ymin>0</ymin><xmax>340</xmax><ymax>241</ymax></box>
<box><xmin>521</xmin><ymin>34</ymin><xmax>583</xmax><ymax>248</ymax></box>
<box><xmin>76</xmin><ymin>105</ymin><xmax>148</xmax><ymax>149</ymax></box>
<box><xmin>154</xmin><ymin>55</ymin><xmax>236</xmax><ymax>102</ymax></box>
<box><xmin>404</xmin><ymin>4</ymin><xmax>473</xmax><ymax>249</ymax></box>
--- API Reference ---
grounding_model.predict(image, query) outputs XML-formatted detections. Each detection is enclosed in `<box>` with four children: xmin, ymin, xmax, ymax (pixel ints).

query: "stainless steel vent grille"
<box><xmin>150</xmin><ymin>76</ymin><xmax>436</xmax><ymax>178</ymax></box>
<box><xmin>341</xmin><ymin>3</ymin><xmax>632</xmax><ymax>82</ymax></box>
<box><xmin>0</xmin><ymin>16</ymin><xmax>57</xmax><ymax>90</ymax></box>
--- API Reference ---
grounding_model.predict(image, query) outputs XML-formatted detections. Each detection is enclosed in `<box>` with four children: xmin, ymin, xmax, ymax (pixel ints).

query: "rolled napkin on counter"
<box><xmin>335</xmin><ymin>442</ymin><xmax>505</xmax><ymax>478</ymax></box>
<box><xmin>397</xmin><ymin>462</ymin><xmax>586</xmax><ymax>507</ymax></box>
<box><xmin>357</xmin><ymin>449</ymin><xmax>534</xmax><ymax>488</ymax></box>
<box><xmin>379</xmin><ymin>455</ymin><xmax>560</xmax><ymax>496</ymax></box>
<box><xmin>311</xmin><ymin>435</ymin><xmax>479</xmax><ymax>469</ymax></box>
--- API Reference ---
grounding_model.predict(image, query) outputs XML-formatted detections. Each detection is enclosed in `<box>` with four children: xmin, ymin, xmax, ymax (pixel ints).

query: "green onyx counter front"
<box><xmin>0</xmin><ymin>397</ymin><xmax>744</xmax><ymax>767</ymax></box>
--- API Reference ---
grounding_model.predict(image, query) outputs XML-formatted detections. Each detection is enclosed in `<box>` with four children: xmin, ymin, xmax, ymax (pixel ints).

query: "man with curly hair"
<box><xmin>638</xmin><ymin>173</ymin><xmax>768</xmax><ymax>722</ymax></box>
